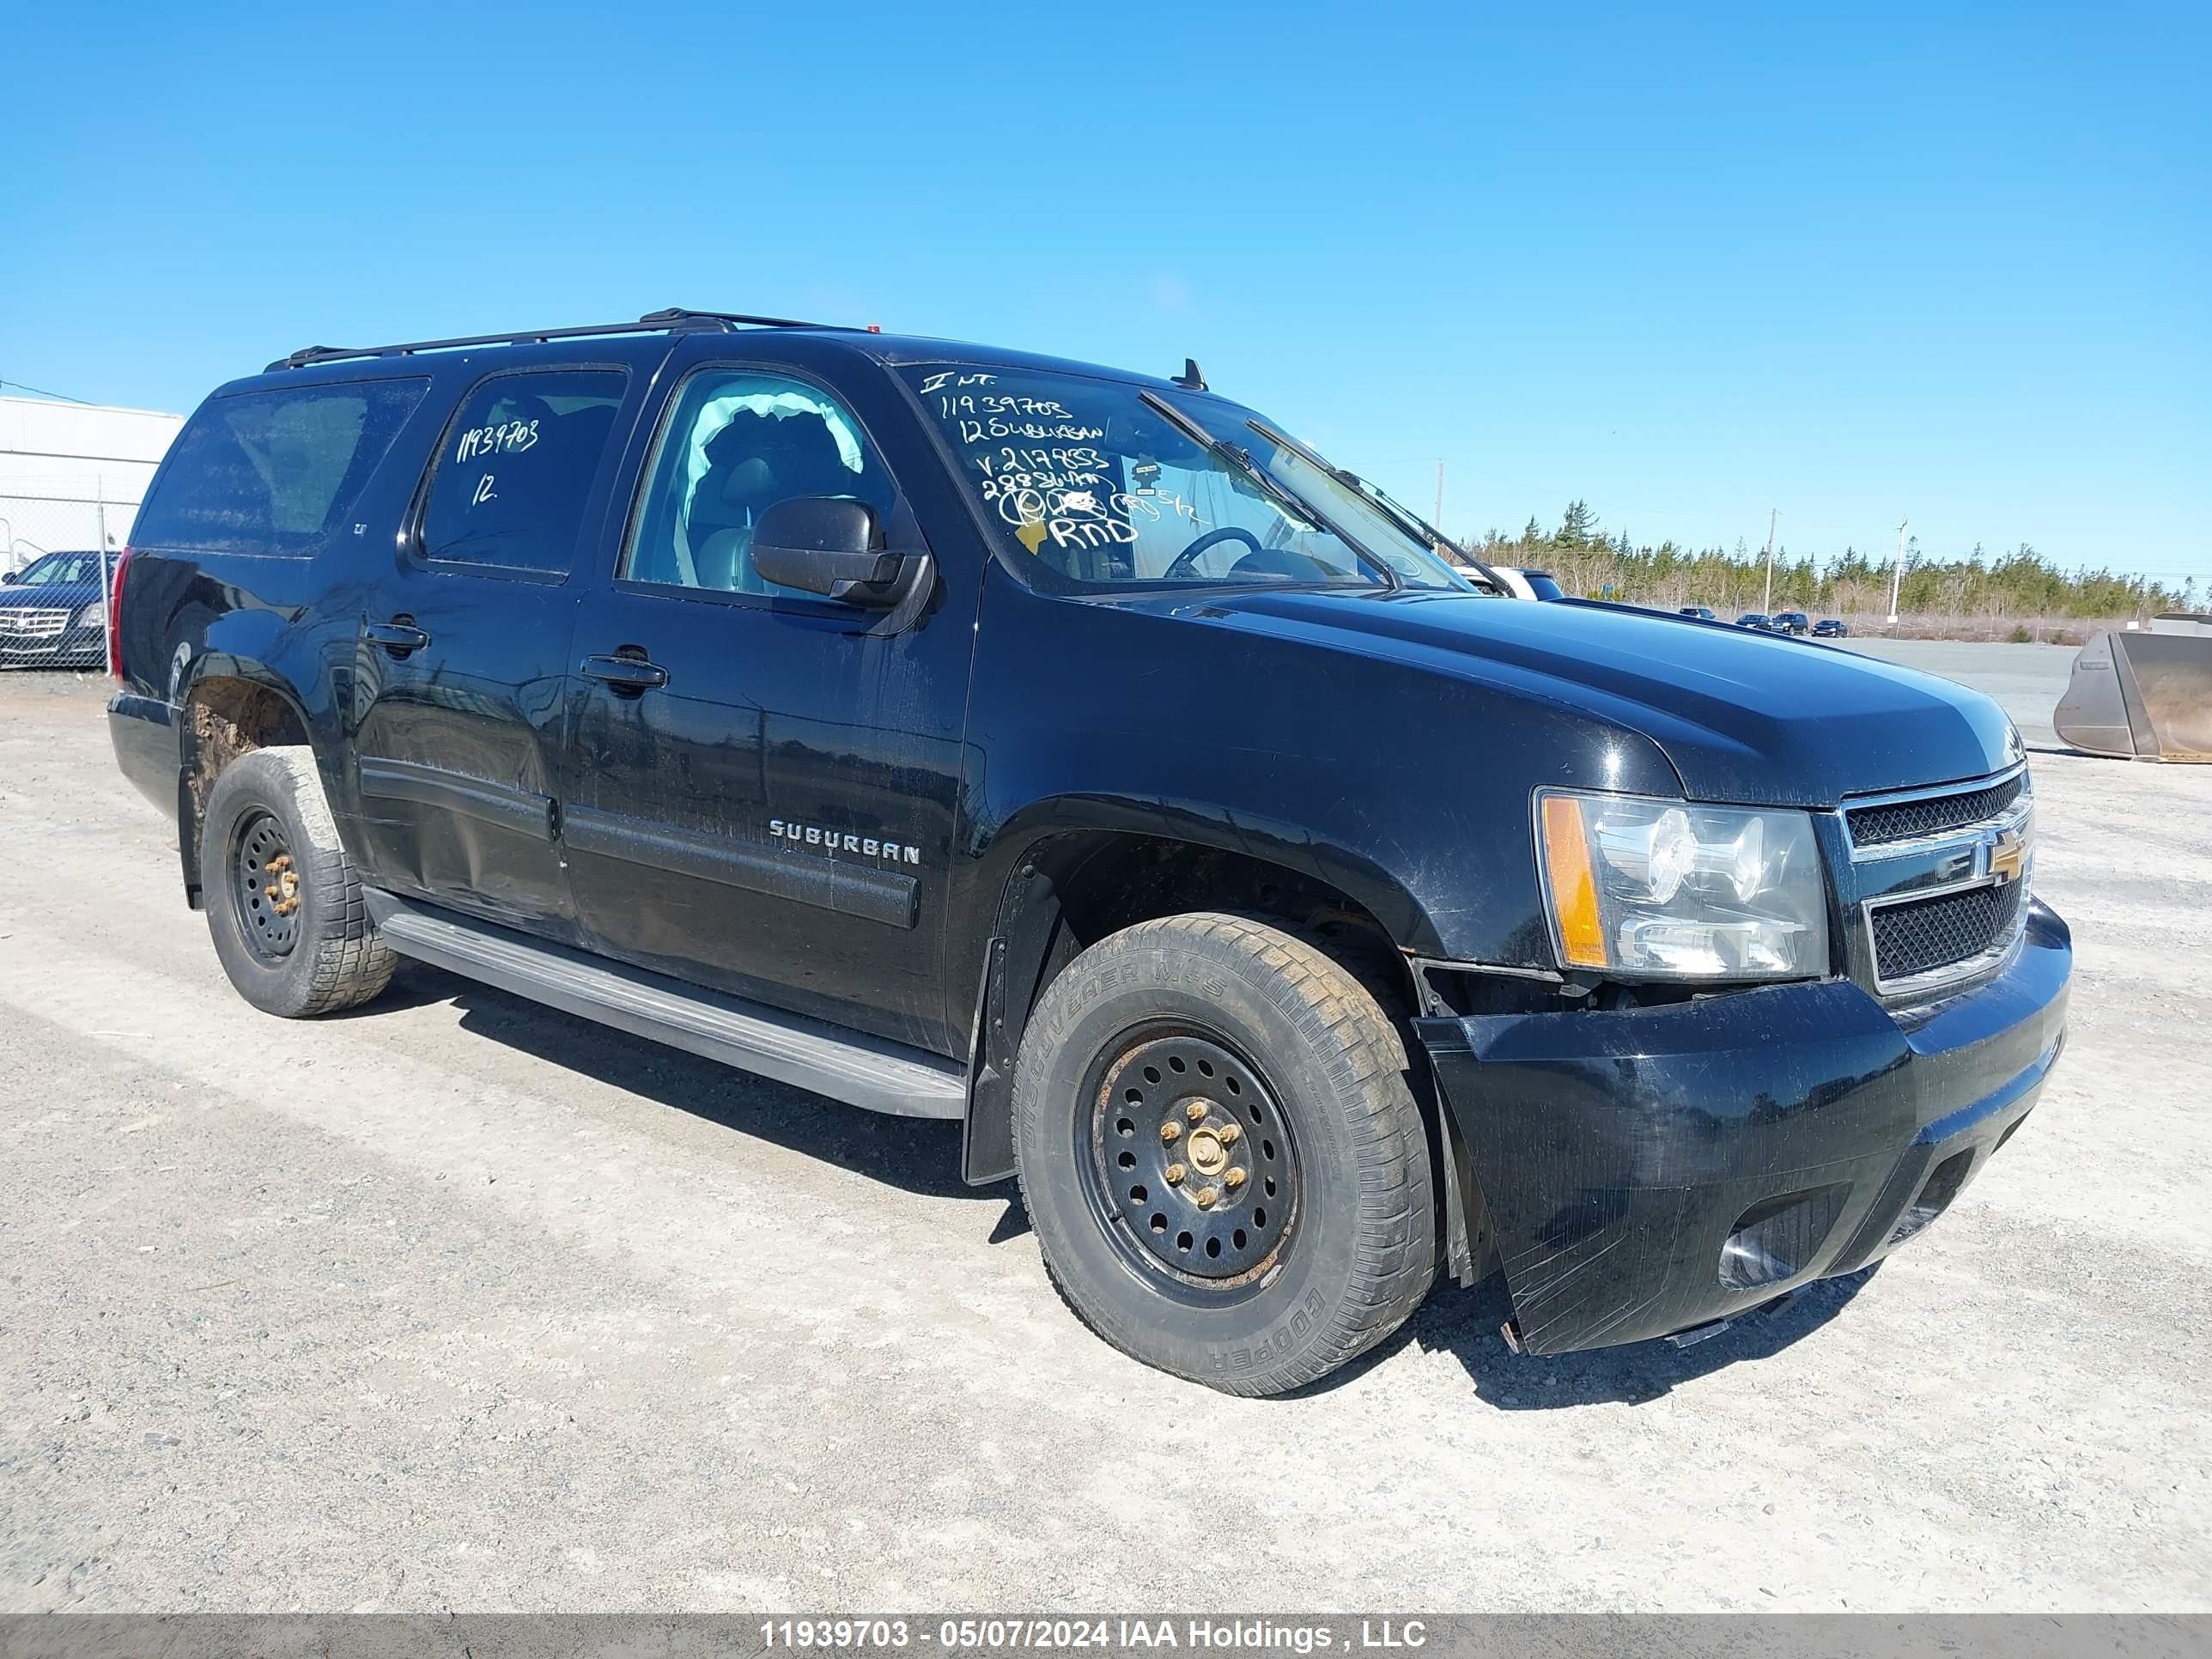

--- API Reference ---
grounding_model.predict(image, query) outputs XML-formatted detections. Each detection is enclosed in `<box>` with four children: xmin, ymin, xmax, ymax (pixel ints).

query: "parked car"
<box><xmin>1678</xmin><ymin>605</ymin><xmax>1717</xmax><ymax>621</ymax></box>
<box><xmin>1448</xmin><ymin>562</ymin><xmax>1562</xmax><ymax>602</ymax></box>
<box><xmin>106</xmin><ymin>308</ymin><xmax>2069</xmax><ymax>1395</ymax></box>
<box><xmin>1735</xmin><ymin>611</ymin><xmax>1774</xmax><ymax>629</ymax></box>
<box><xmin>1772</xmin><ymin>611</ymin><xmax>1811</xmax><ymax>636</ymax></box>
<box><xmin>1813</xmin><ymin>618</ymin><xmax>1850</xmax><ymax>639</ymax></box>
<box><xmin>0</xmin><ymin>550</ymin><xmax>112</xmax><ymax>668</ymax></box>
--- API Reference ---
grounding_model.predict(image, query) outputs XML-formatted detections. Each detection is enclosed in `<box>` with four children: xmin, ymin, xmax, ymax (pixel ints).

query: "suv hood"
<box><xmin>1164</xmin><ymin>589</ymin><xmax>2021</xmax><ymax>807</ymax></box>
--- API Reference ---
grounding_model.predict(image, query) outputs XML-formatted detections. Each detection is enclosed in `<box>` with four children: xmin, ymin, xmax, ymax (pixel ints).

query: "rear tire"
<box><xmin>1012</xmin><ymin>912</ymin><xmax>1435</xmax><ymax>1395</ymax></box>
<box><xmin>202</xmin><ymin>745</ymin><xmax>395</xmax><ymax>1018</ymax></box>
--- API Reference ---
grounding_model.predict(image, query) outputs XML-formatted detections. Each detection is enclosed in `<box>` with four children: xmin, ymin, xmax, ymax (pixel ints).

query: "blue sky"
<box><xmin>4</xmin><ymin>2</ymin><xmax>2205</xmax><ymax>585</ymax></box>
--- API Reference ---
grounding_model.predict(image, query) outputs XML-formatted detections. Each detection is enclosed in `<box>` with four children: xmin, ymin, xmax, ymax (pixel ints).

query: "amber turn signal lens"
<box><xmin>1541</xmin><ymin>794</ymin><xmax>1607</xmax><ymax>968</ymax></box>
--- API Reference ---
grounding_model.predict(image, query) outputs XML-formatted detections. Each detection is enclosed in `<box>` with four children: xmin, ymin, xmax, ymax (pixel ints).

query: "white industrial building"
<box><xmin>1</xmin><ymin>395</ymin><xmax>185</xmax><ymax>574</ymax></box>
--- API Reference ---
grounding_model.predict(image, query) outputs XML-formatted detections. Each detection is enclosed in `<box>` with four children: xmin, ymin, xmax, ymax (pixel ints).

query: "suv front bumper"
<box><xmin>1413</xmin><ymin>898</ymin><xmax>2071</xmax><ymax>1355</ymax></box>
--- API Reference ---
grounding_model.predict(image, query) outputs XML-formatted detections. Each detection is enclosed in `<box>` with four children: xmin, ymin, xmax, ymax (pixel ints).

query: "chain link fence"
<box><xmin>1</xmin><ymin>483</ymin><xmax>137</xmax><ymax>672</ymax></box>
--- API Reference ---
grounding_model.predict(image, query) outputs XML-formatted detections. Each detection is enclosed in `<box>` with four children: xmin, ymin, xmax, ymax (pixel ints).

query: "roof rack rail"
<box><xmin>266</xmin><ymin>307</ymin><xmax>835</xmax><ymax>373</ymax></box>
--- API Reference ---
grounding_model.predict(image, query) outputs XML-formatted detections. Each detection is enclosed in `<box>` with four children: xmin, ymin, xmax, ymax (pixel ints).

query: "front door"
<box><xmin>352</xmin><ymin>365</ymin><xmax>632</xmax><ymax>940</ymax></box>
<box><xmin>559</xmin><ymin>362</ymin><xmax>974</xmax><ymax>1053</ymax></box>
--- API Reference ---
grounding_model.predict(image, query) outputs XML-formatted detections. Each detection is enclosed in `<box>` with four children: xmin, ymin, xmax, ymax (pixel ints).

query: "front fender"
<box><xmin>951</xmin><ymin>567</ymin><xmax>1685</xmax><ymax>980</ymax></box>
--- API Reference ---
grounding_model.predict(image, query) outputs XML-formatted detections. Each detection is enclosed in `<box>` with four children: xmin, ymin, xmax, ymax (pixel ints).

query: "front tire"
<box><xmin>202</xmin><ymin>745</ymin><xmax>395</xmax><ymax>1018</ymax></box>
<box><xmin>1012</xmin><ymin>913</ymin><xmax>1435</xmax><ymax>1395</ymax></box>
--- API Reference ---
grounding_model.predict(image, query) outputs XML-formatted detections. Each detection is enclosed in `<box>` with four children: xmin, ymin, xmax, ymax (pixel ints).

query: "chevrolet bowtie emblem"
<box><xmin>1988</xmin><ymin>828</ymin><xmax>2027</xmax><ymax>885</ymax></box>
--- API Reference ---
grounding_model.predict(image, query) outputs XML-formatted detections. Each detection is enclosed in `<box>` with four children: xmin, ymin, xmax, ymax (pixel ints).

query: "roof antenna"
<box><xmin>1171</xmin><ymin>357</ymin><xmax>1206</xmax><ymax>391</ymax></box>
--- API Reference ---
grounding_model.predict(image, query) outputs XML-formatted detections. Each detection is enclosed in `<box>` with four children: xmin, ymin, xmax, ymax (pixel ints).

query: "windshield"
<box><xmin>12</xmin><ymin>552</ymin><xmax>104</xmax><ymax>586</ymax></box>
<box><xmin>899</xmin><ymin>365</ymin><xmax>1467</xmax><ymax>592</ymax></box>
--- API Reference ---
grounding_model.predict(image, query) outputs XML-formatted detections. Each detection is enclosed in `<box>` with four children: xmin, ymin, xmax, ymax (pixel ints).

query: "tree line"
<box><xmin>1466</xmin><ymin>501</ymin><xmax>2197</xmax><ymax>620</ymax></box>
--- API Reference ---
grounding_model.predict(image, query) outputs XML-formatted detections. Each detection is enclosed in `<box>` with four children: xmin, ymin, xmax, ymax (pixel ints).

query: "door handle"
<box><xmin>365</xmin><ymin>620</ymin><xmax>432</xmax><ymax>657</ymax></box>
<box><xmin>580</xmin><ymin>653</ymin><xmax>670</xmax><ymax>694</ymax></box>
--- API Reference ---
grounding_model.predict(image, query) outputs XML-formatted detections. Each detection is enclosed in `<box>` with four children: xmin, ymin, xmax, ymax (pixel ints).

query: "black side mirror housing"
<box><xmin>0</xmin><ymin>570</ymin><xmax>16</xmax><ymax>585</ymax></box>
<box><xmin>750</xmin><ymin>497</ymin><xmax>917</xmax><ymax>607</ymax></box>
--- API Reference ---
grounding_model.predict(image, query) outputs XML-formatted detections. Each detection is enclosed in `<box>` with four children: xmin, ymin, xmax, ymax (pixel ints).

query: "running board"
<box><xmin>364</xmin><ymin>891</ymin><xmax>967</xmax><ymax>1120</ymax></box>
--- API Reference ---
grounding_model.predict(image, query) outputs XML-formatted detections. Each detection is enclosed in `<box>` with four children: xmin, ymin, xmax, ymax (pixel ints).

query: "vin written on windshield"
<box><xmin>898</xmin><ymin>365</ymin><xmax>1461</xmax><ymax>592</ymax></box>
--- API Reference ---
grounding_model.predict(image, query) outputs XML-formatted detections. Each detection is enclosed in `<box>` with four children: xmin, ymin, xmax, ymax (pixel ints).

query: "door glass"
<box><xmin>420</xmin><ymin>369</ymin><xmax>627</xmax><ymax>573</ymax></box>
<box><xmin>621</xmin><ymin>369</ymin><xmax>893</xmax><ymax>598</ymax></box>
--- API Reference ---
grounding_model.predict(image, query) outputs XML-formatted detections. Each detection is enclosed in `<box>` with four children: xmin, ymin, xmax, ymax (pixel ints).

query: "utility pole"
<box><xmin>1433</xmin><ymin>460</ymin><xmax>1444</xmax><ymax>538</ymax></box>
<box><xmin>1760</xmin><ymin>508</ymin><xmax>1778</xmax><ymax>616</ymax></box>
<box><xmin>1887</xmin><ymin>519</ymin><xmax>1908</xmax><ymax>627</ymax></box>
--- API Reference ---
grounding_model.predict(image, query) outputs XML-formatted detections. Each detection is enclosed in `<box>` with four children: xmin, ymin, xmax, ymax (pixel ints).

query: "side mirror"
<box><xmin>750</xmin><ymin>497</ymin><xmax>915</xmax><ymax>606</ymax></box>
<box><xmin>0</xmin><ymin>570</ymin><xmax>16</xmax><ymax>585</ymax></box>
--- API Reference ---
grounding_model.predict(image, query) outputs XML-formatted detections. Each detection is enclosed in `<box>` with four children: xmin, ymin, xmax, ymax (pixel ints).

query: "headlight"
<box><xmin>1536</xmin><ymin>790</ymin><xmax>1829</xmax><ymax>980</ymax></box>
<box><xmin>76</xmin><ymin>600</ymin><xmax>107</xmax><ymax>629</ymax></box>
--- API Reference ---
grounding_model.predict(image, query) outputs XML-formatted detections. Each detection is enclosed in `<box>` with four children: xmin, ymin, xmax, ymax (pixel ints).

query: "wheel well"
<box><xmin>1028</xmin><ymin>832</ymin><xmax>1410</xmax><ymax>1000</ymax></box>
<box><xmin>179</xmin><ymin>677</ymin><xmax>313</xmax><ymax>906</ymax></box>
<box><xmin>963</xmin><ymin>831</ymin><xmax>1419</xmax><ymax>1185</ymax></box>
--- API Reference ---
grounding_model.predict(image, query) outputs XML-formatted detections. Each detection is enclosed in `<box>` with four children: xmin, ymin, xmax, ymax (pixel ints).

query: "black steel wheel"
<box><xmin>1083</xmin><ymin>1028</ymin><xmax>1299</xmax><ymax>1297</ymax></box>
<box><xmin>228</xmin><ymin>810</ymin><xmax>302</xmax><ymax>961</ymax></box>
<box><xmin>1012</xmin><ymin>912</ymin><xmax>1436</xmax><ymax>1395</ymax></box>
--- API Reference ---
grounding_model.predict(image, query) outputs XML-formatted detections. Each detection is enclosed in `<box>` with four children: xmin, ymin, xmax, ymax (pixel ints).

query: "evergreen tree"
<box><xmin>1425</xmin><ymin>495</ymin><xmax>2175</xmax><ymax>621</ymax></box>
<box><xmin>1556</xmin><ymin>500</ymin><xmax>1600</xmax><ymax>549</ymax></box>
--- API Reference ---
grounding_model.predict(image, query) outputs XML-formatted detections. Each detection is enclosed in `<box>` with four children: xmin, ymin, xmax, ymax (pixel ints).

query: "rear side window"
<box><xmin>418</xmin><ymin>369</ymin><xmax>627</xmax><ymax>574</ymax></box>
<box><xmin>134</xmin><ymin>379</ymin><xmax>428</xmax><ymax>555</ymax></box>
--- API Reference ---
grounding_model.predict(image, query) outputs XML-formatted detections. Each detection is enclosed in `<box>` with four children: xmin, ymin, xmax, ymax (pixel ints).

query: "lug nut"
<box><xmin>1164</xmin><ymin>1163</ymin><xmax>1186</xmax><ymax>1185</ymax></box>
<box><xmin>1160</xmin><ymin>1121</ymin><xmax>1182</xmax><ymax>1144</ymax></box>
<box><xmin>1194</xmin><ymin>1187</ymin><xmax>1218</xmax><ymax>1209</ymax></box>
<box><xmin>1186</xmin><ymin>1102</ymin><xmax>1209</xmax><ymax>1123</ymax></box>
<box><xmin>1217</xmin><ymin>1122</ymin><xmax>1241</xmax><ymax>1146</ymax></box>
<box><xmin>1223</xmin><ymin>1167</ymin><xmax>1247</xmax><ymax>1190</ymax></box>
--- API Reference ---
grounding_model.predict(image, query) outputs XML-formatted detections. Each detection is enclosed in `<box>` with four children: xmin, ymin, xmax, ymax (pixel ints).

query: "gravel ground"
<box><xmin>2</xmin><ymin>657</ymin><xmax>2208</xmax><ymax>1613</ymax></box>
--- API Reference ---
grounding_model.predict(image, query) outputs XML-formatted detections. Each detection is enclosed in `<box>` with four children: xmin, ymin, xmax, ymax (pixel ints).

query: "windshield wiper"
<box><xmin>1139</xmin><ymin>391</ymin><xmax>1400</xmax><ymax>591</ymax></box>
<box><xmin>1245</xmin><ymin>419</ymin><xmax>1505</xmax><ymax>596</ymax></box>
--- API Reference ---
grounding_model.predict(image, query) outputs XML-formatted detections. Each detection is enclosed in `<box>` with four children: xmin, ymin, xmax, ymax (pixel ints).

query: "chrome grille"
<box><xmin>1871</xmin><ymin>880</ymin><xmax>2024</xmax><ymax>981</ymax></box>
<box><xmin>0</xmin><ymin>609</ymin><xmax>70</xmax><ymax>639</ymax></box>
<box><xmin>1848</xmin><ymin>773</ymin><xmax>2024</xmax><ymax>847</ymax></box>
<box><xmin>1846</xmin><ymin>766</ymin><xmax>2033</xmax><ymax>996</ymax></box>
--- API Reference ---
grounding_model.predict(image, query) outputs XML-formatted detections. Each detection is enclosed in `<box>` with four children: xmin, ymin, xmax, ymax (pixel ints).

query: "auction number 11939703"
<box><xmin>757</xmin><ymin>1620</ymin><xmax>1430</xmax><ymax>1652</ymax></box>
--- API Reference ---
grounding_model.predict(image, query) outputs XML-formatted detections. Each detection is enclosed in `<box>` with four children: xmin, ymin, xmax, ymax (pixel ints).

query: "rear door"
<box><xmin>556</xmin><ymin>356</ymin><xmax>975</xmax><ymax>1052</ymax></box>
<box><xmin>351</xmin><ymin>364</ymin><xmax>636</xmax><ymax>942</ymax></box>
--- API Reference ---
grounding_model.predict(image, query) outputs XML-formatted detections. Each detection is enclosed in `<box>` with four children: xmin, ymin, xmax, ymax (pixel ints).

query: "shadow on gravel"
<box><xmin>375</xmin><ymin>960</ymin><xmax>1026</xmax><ymax>1229</ymax></box>
<box><xmin>326</xmin><ymin>966</ymin><xmax>465</xmax><ymax>1018</ymax></box>
<box><xmin>1307</xmin><ymin>1263</ymin><xmax>1880</xmax><ymax>1406</ymax></box>
<box><xmin>356</xmin><ymin>960</ymin><xmax>1875</xmax><ymax>1403</ymax></box>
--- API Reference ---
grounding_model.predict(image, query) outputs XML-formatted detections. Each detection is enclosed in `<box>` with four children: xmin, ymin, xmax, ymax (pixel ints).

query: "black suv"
<box><xmin>1772</xmin><ymin>611</ymin><xmax>1812</xmax><ymax>635</ymax></box>
<box><xmin>106</xmin><ymin>310</ymin><xmax>2070</xmax><ymax>1394</ymax></box>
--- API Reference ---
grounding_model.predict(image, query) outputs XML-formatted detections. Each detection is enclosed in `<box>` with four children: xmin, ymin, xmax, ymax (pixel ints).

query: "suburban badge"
<box><xmin>769</xmin><ymin>818</ymin><xmax>921</xmax><ymax>866</ymax></box>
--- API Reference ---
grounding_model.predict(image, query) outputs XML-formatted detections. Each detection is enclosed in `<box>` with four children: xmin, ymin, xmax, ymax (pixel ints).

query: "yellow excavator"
<box><xmin>2054</xmin><ymin>615</ymin><xmax>2212</xmax><ymax>761</ymax></box>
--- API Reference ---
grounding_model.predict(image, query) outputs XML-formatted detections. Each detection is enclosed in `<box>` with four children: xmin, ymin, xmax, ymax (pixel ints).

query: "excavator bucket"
<box><xmin>2054</xmin><ymin>625</ymin><xmax>2212</xmax><ymax>762</ymax></box>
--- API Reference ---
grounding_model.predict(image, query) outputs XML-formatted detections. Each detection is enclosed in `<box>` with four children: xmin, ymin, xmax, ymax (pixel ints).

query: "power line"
<box><xmin>0</xmin><ymin>378</ymin><xmax>95</xmax><ymax>405</ymax></box>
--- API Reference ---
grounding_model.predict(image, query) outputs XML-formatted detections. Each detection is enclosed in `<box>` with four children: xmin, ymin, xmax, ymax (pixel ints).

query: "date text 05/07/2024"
<box><xmin>757</xmin><ymin>1620</ymin><xmax>1431</xmax><ymax>1652</ymax></box>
